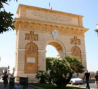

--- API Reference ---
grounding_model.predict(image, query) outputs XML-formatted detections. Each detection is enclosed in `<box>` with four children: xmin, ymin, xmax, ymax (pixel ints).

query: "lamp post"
<box><xmin>95</xmin><ymin>24</ymin><xmax>98</xmax><ymax>36</ymax></box>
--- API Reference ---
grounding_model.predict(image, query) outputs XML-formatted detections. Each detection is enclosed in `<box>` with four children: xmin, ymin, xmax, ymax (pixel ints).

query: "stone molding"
<box><xmin>14</xmin><ymin>18</ymin><xmax>88</xmax><ymax>37</ymax></box>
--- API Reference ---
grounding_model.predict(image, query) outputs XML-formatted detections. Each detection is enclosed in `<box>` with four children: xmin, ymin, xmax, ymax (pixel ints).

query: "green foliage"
<box><xmin>0</xmin><ymin>0</ymin><xmax>8</xmax><ymax>8</ymax></box>
<box><xmin>46</xmin><ymin>57</ymin><xmax>57</xmax><ymax>71</ymax></box>
<box><xmin>0</xmin><ymin>0</ymin><xmax>17</xmax><ymax>33</ymax></box>
<box><xmin>0</xmin><ymin>0</ymin><xmax>17</xmax><ymax>8</ymax></box>
<box><xmin>0</xmin><ymin>10</ymin><xmax>14</xmax><ymax>33</ymax></box>
<box><xmin>36</xmin><ymin>70</ymin><xmax>48</xmax><ymax>83</ymax></box>
<box><xmin>46</xmin><ymin>56</ymin><xmax>84</xmax><ymax>88</ymax></box>
<box><xmin>65</xmin><ymin>56</ymin><xmax>84</xmax><ymax>73</ymax></box>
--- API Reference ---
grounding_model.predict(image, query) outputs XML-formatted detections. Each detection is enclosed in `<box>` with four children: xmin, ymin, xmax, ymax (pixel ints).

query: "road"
<box><xmin>68</xmin><ymin>82</ymin><xmax>96</xmax><ymax>89</ymax></box>
<box><xmin>80</xmin><ymin>82</ymin><xmax>96</xmax><ymax>89</ymax></box>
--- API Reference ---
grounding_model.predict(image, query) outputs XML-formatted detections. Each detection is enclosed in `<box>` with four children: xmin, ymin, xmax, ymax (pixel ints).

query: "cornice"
<box><xmin>14</xmin><ymin>18</ymin><xmax>88</xmax><ymax>33</ymax></box>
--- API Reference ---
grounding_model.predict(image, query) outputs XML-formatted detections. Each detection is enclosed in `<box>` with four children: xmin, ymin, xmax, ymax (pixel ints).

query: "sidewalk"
<box><xmin>0</xmin><ymin>79</ymin><xmax>34</xmax><ymax>89</ymax></box>
<box><xmin>29</xmin><ymin>85</ymin><xmax>44</xmax><ymax>89</ymax></box>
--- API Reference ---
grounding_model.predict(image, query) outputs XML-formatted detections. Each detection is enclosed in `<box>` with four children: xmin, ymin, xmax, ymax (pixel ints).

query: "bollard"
<box><xmin>9</xmin><ymin>77</ymin><xmax>15</xmax><ymax>88</ymax></box>
<box><xmin>19</xmin><ymin>77</ymin><xmax>28</xmax><ymax>88</ymax></box>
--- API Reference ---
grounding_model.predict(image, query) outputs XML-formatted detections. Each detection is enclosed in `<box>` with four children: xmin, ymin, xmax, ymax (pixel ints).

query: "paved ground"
<box><xmin>0</xmin><ymin>79</ymin><xmax>34</xmax><ymax>89</ymax></box>
<box><xmin>80</xmin><ymin>82</ymin><xmax>96</xmax><ymax>89</ymax></box>
<box><xmin>68</xmin><ymin>82</ymin><xmax>96</xmax><ymax>89</ymax></box>
<box><xmin>0</xmin><ymin>78</ymin><xmax>96</xmax><ymax>89</ymax></box>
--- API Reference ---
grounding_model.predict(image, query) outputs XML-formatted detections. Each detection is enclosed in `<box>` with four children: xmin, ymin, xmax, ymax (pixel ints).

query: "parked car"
<box><xmin>70</xmin><ymin>75</ymin><xmax>83</xmax><ymax>84</ymax></box>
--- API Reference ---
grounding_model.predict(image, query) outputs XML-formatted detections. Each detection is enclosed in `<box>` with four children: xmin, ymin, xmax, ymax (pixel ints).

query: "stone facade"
<box><xmin>14</xmin><ymin>4</ymin><xmax>88</xmax><ymax>81</ymax></box>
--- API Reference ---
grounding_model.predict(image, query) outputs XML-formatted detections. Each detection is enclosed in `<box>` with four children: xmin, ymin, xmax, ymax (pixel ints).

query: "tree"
<box><xmin>46</xmin><ymin>56</ymin><xmax>84</xmax><ymax>88</ymax></box>
<box><xmin>46</xmin><ymin>57</ymin><xmax>57</xmax><ymax>71</ymax></box>
<box><xmin>0</xmin><ymin>0</ymin><xmax>17</xmax><ymax>33</ymax></box>
<box><xmin>65</xmin><ymin>56</ymin><xmax>84</xmax><ymax>74</ymax></box>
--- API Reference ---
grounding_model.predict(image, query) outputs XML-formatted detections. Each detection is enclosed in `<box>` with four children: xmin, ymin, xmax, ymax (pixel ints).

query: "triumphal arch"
<box><xmin>14</xmin><ymin>4</ymin><xmax>88</xmax><ymax>81</ymax></box>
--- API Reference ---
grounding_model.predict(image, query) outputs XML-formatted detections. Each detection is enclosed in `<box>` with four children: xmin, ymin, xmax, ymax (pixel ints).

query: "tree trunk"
<box><xmin>65</xmin><ymin>73</ymin><xmax>73</xmax><ymax>86</ymax></box>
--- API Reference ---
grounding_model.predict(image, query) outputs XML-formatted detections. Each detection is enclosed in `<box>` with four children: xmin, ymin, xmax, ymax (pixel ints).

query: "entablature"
<box><xmin>14</xmin><ymin>18</ymin><xmax>88</xmax><ymax>37</ymax></box>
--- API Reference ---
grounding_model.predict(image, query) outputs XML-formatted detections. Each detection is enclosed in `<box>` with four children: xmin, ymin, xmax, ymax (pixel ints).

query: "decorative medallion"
<box><xmin>52</xmin><ymin>30</ymin><xmax>59</xmax><ymax>39</ymax></box>
<box><xmin>25</xmin><ymin>43</ymin><xmax>37</xmax><ymax>55</ymax></box>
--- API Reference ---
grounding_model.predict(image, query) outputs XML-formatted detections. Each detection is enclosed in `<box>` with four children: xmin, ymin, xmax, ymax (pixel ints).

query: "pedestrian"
<box><xmin>95</xmin><ymin>71</ymin><xmax>98</xmax><ymax>89</ymax></box>
<box><xmin>11</xmin><ymin>73</ymin><xmax>13</xmax><ymax>77</ymax></box>
<box><xmin>83</xmin><ymin>70</ymin><xmax>91</xmax><ymax>89</ymax></box>
<box><xmin>2</xmin><ymin>71</ymin><xmax>8</xmax><ymax>89</ymax></box>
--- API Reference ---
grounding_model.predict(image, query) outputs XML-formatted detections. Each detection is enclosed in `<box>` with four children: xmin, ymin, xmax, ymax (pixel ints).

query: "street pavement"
<box><xmin>0</xmin><ymin>79</ymin><xmax>34</xmax><ymax>89</ymax></box>
<box><xmin>68</xmin><ymin>82</ymin><xmax>96</xmax><ymax>89</ymax></box>
<box><xmin>79</xmin><ymin>82</ymin><xmax>96</xmax><ymax>89</ymax></box>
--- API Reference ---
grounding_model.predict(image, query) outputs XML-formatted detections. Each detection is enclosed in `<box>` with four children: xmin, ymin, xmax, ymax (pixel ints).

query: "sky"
<box><xmin>0</xmin><ymin>0</ymin><xmax>98</xmax><ymax>73</ymax></box>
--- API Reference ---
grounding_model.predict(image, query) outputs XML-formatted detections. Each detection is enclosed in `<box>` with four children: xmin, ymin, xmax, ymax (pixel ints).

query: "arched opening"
<box><xmin>46</xmin><ymin>41</ymin><xmax>65</xmax><ymax>59</ymax></box>
<box><xmin>46</xmin><ymin>45</ymin><xmax>58</xmax><ymax>57</ymax></box>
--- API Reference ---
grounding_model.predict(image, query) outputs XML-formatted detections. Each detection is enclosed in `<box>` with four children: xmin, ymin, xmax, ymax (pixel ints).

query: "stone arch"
<box><xmin>71</xmin><ymin>46</ymin><xmax>81</xmax><ymax>60</ymax></box>
<box><xmin>45</xmin><ymin>40</ymin><xmax>66</xmax><ymax>59</ymax></box>
<box><xmin>25</xmin><ymin>42</ymin><xmax>38</xmax><ymax>73</ymax></box>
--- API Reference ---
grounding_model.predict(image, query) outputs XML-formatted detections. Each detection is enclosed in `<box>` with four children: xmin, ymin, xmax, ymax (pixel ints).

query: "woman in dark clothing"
<box><xmin>2</xmin><ymin>71</ymin><xmax>8</xmax><ymax>89</ymax></box>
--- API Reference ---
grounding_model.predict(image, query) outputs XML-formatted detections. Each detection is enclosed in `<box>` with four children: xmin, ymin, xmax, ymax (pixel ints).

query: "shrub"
<box><xmin>36</xmin><ymin>70</ymin><xmax>48</xmax><ymax>83</ymax></box>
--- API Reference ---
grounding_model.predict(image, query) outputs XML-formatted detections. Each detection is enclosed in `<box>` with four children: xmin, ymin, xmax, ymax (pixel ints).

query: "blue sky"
<box><xmin>0</xmin><ymin>0</ymin><xmax>98</xmax><ymax>73</ymax></box>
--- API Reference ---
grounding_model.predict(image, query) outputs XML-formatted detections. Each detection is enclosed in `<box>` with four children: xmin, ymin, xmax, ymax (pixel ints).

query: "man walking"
<box><xmin>83</xmin><ymin>70</ymin><xmax>91</xmax><ymax>89</ymax></box>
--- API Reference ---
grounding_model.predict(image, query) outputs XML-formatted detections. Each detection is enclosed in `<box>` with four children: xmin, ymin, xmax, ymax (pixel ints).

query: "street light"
<box><xmin>95</xmin><ymin>24</ymin><xmax>98</xmax><ymax>36</ymax></box>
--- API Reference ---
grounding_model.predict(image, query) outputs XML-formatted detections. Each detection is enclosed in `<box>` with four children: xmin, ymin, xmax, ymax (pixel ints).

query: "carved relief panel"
<box><xmin>71</xmin><ymin>46</ymin><xmax>81</xmax><ymax>60</ymax></box>
<box><xmin>25</xmin><ymin>31</ymin><xmax>38</xmax><ymax>42</ymax></box>
<box><xmin>25</xmin><ymin>42</ymin><xmax>38</xmax><ymax>73</ymax></box>
<box><xmin>70</xmin><ymin>36</ymin><xmax>81</xmax><ymax>45</ymax></box>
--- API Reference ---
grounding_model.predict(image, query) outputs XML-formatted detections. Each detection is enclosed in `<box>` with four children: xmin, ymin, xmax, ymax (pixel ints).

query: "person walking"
<box><xmin>2</xmin><ymin>71</ymin><xmax>8</xmax><ymax>89</ymax></box>
<box><xmin>83</xmin><ymin>70</ymin><xmax>91</xmax><ymax>89</ymax></box>
<box><xmin>95</xmin><ymin>71</ymin><xmax>98</xmax><ymax>89</ymax></box>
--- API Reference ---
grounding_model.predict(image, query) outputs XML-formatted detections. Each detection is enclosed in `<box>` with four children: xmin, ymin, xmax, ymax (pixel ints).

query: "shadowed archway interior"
<box><xmin>48</xmin><ymin>42</ymin><xmax>63</xmax><ymax>51</ymax></box>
